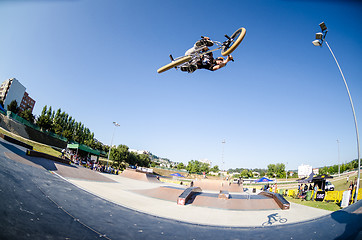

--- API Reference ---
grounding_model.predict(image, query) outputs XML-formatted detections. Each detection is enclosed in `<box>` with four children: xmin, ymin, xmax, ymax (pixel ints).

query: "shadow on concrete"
<box><xmin>0</xmin><ymin>139</ymin><xmax>75</xmax><ymax>172</ymax></box>
<box><xmin>331</xmin><ymin>207</ymin><xmax>362</xmax><ymax>240</ymax></box>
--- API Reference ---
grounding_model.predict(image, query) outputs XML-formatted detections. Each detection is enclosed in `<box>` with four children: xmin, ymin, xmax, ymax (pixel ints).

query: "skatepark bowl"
<box><xmin>0</xmin><ymin>137</ymin><xmax>361</xmax><ymax>239</ymax></box>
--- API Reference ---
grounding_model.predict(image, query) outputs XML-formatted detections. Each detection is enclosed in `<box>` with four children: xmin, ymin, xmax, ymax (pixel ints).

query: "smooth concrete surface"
<box><xmin>1</xmin><ymin>137</ymin><xmax>361</xmax><ymax>239</ymax></box>
<box><xmin>66</xmin><ymin>173</ymin><xmax>331</xmax><ymax>227</ymax></box>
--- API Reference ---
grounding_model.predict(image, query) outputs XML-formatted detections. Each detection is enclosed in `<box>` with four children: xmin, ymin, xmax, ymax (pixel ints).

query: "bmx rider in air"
<box><xmin>182</xmin><ymin>36</ymin><xmax>234</xmax><ymax>72</ymax></box>
<box><xmin>157</xmin><ymin>27</ymin><xmax>246</xmax><ymax>74</ymax></box>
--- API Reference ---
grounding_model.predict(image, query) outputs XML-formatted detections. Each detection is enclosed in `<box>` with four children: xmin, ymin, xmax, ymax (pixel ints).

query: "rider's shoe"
<box><xmin>195</xmin><ymin>39</ymin><xmax>214</xmax><ymax>47</ymax></box>
<box><xmin>181</xmin><ymin>65</ymin><xmax>197</xmax><ymax>73</ymax></box>
<box><xmin>190</xmin><ymin>64</ymin><xmax>197</xmax><ymax>72</ymax></box>
<box><xmin>180</xmin><ymin>66</ymin><xmax>188</xmax><ymax>72</ymax></box>
<box><xmin>205</xmin><ymin>40</ymin><xmax>213</xmax><ymax>47</ymax></box>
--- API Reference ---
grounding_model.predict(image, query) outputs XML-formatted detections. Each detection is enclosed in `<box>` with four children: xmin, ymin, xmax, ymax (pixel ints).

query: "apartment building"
<box><xmin>20</xmin><ymin>92</ymin><xmax>36</xmax><ymax>112</ymax></box>
<box><xmin>0</xmin><ymin>78</ymin><xmax>36</xmax><ymax>113</ymax></box>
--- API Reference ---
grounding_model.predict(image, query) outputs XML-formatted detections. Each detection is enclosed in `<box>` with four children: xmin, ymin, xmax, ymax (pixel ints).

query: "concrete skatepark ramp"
<box><xmin>0</xmin><ymin>138</ymin><xmax>361</xmax><ymax>239</ymax></box>
<box><xmin>133</xmin><ymin>185</ymin><xmax>285</xmax><ymax>210</ymax></box>
<box><xmin>133</xmin><ymin>186</ymin><xmax>186</xmax><ymax>202</ymax></box>
<box><xmin>193</xmin><ymin>179</ymin><xmax>244</xmax><ymax>192</ymax></box>
<box><xmin>120</xmin><ymin>168</ymin><xmax>161</xmax><ymax>183</ymax></box>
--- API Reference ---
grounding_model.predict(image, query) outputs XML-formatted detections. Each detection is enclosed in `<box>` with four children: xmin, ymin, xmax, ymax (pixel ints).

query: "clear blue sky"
<box><xmin>1</xmin><ymin>0</ymin><xmax>361</xmax><ymax>171</ymax></box>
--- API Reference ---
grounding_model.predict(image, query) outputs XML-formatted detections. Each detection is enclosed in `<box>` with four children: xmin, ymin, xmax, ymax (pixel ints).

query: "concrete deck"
<box><xmin>64</xmin><ymin>171</ymin><xmax>331</xmax><ymax>227</ymax></box>
<box><xmin>1</xmin><ymin>137</ymin><xmax>361</xmax><ymax>239</ymax></box>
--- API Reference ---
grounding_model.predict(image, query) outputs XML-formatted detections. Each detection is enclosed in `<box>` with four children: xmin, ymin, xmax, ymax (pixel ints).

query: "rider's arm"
<box><xmin>211</xmin><ymin>55</ymin><xmax>233</xmax><ymax>71</ymax></box>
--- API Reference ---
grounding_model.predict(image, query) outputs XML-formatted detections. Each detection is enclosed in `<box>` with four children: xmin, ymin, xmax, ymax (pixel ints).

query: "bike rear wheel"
<box><xmin>262</xmin><ymin>221</ymin><xmax>271</xmax><ymax>227</ymax></box>
<box><xmin>221</xmin><ymin>27</ymin><xmax>246</xmax><ymax>56</ymax></box>
<box><xmin>157</xmin><ymin>55</ymin><xmax>192</xmax><ymax>73</ymax></box>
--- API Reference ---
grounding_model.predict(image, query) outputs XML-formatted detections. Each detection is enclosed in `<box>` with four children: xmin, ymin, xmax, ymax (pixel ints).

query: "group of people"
<box><xmin>348</xmin><ymin>178</ymin><xmax>358</xmax><ymax>203</ymax></box>
<box><xmin>262</xmin><ymin>183</ymin><xmax>278</xmax><ymax>193</ymax></box>
<box><xmin>297</xmin><ymin>183</ymin><xmax>317</xmax><ymax>199</ymax></box>
<box><xmin>93</xmin><ymin>164</ymin><xmax>121</xmax><ymax>175</ymax></box>
<box><xmin>62</xmin><ymin>148</ymin><xmax>121</xmax><ymax>175</ymax></box>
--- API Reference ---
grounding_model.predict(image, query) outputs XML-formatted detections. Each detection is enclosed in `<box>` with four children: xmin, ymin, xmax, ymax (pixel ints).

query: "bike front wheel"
<box><xmin>221</xmin><ymin>27</ymin><xmax>246</xmax><ymax>56</ymax></box>
<box><xmin>157</xmin><ymin>55</ymin><xmax>192</xmax><ymax>73</ymax></box>
<box><xmin>279</xmin><ymin>218</ymin><xmax>287</xmax><ymax>224</ymax></box>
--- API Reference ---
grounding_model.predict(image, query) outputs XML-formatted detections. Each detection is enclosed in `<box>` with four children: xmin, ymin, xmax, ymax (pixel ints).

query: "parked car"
<box><xmin>232</xmin><ymin>178</ymin><xmax>239</xmax><ymax>184</ymax></box>
<box><xmin>325</xmin><ymin>180</ymin><xmax>335</xmax><ymax>191</ymax></box>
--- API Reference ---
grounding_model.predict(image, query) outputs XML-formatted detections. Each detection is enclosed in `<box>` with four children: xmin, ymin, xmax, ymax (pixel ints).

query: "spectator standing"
<box><xmin>313</xmin><ymin>184</ymin><xmax>318</xmax><ymax>201</ymax></box>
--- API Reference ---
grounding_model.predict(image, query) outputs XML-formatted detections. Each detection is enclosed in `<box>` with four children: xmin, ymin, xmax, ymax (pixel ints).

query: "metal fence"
<box><xmin>4</xmin><ymin>111</ymin><xmax>68</xmax><ymax>142</ymax></box>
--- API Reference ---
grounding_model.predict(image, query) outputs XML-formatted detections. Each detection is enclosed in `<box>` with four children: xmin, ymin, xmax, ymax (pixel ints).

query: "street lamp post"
<box><xmin>313</xmin><ymin>22</ymin><xmax>361</xmax><ymax>203</ymax></box>
<box><xmin>337</xmin><ymin>139</ymin><xmax>340</xmax><ymax>177</ymax></box>
<box><xmin>221</xmin><ymin>139</ymin><xmax>226</xmax><ymax>171</ymax></box>
<box><xmin>107</xmin><ymin>121</ymin><xmax>120</xmax><ymax>168</ymax></box>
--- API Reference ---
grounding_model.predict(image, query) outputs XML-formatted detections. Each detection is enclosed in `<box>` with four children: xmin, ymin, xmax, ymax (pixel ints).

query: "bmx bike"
<box><xmin>157</xmin><ymin>27</ymin><xmax>246</xmax><ymax>74</ymax></box>
<box><xmin>262</xmin><ymin>213</ymin><xmax>287</xmax><ymax>227</ymax></box>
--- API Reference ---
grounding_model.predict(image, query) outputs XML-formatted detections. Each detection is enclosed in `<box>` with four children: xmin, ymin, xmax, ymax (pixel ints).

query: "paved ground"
<box><xmin>66</xmin><ymin>173</ymin><xmax>332</xmax><ymax>227</ymax></box>
<box><xmin>1</xmin><ymin>138</ymin><xmax>362</xmax><ymax>239</ymax></box>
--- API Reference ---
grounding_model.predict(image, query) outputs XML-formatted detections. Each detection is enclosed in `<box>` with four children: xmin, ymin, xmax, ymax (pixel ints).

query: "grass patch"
<box><xmin>331</xmin><ymin>174</ymin><xmax>362</xmax><ymax>192</ymax></box>
<box><xmin>0</xmin><ymin>127</ymin><xmax>61</xmax><ymax>157</ymax></box>
<box><xmin>285</xmin><ymin>196</ymin><xmax>341</xmax><ymax>211</ymax></box>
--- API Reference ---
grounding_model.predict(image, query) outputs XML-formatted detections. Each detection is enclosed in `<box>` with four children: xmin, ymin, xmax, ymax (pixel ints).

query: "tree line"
<box><xmin>5</xmin><ymin>100</ymin><xmax>360</xmax><ymax>175</ymax></box>
<box><xmin>172</xmin><ymin>160</ymin><xmax>220</xmax><ymax>174</ymax></box>
<box><xmin>5</xmin><ymin>101</ymin><xmax>107</xmax><ymax>152</ymax></box>
<box><xmin>319</xmin><ymin>159</ymin><xmax>359</xmax><ymax>175</ymax></box>
<box><xmin>4</xmin><ymin>100</ymin><xmax>152</xmax><ymax>169</ymax></box>
<box><xmin>109</xmin><ymin>144</ymin><xmax>151</xmax><ymax>169</ymax></box>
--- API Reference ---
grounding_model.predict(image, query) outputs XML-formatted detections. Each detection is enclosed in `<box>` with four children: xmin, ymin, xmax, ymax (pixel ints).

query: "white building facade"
<box><xmin>199</xmin><ymin>158</ymin><xmax>212</xmax><ymax>166</ymax></box>
<box><xmin>298</xmin><ymin>164</ymin><xmax>313</xmax><ymax>178</ymax></box>
<box><xmin>0</xmin><ymin>78</ymin><xmax>35</xmax><ymax>113</ymax></box>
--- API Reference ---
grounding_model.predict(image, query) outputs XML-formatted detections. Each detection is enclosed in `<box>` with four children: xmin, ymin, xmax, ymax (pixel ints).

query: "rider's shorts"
<box><xmin>197</xmin><ymin>63</ymin><xmax>215</xmax><ymax>71</ymax></box>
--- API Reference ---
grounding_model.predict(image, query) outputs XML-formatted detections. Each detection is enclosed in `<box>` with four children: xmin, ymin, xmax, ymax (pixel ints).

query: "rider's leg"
<box><xmin>185</xmin><ymin>38</ymin><xmax>211</xmax><ymax>56</ymax></box>
<box><xmin>185</xmin><ymin>46</ymin><xmax>196</xmax><ymax>56</ymax></box>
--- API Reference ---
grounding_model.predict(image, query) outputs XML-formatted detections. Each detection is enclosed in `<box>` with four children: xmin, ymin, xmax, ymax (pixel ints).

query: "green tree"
<box><xmin>138</xmin><ymin>154</ymin><xmax>151</xmax><ymax>167</ymax></box>
<box><xmin>127</xmin><ymin>152</ymin><xmax>138</xmax><ymax>166</ymax></box>
<box><xmin>19</xmin><ymin>109</ymin><xmax>35</xmax><ymax>123</ymax></box>
<box><xmin>275</xmin><ymin>163</ymin><xmax>286</xmax><ymax>178</ymax></box>
<box><xmin>319</xmin><ymin>166</ymin><xmax>329</xmax><ymax>175</ymax></box>
<box><xmin>186</xmin><ymin>160</ymin><xmax>201</xmax><ymax>173</ymax></box>
<box><xmin>177</xmin><ymin>162</ymin><xmax>185</xmax><ymax>170</ymax></box>
<box><xmin>267</xmin><ymin>163</ymin><xmax>285</xmax><ymax>178</ymax></box>
<box><xmin>7</xmin><ymin>100</ymin><xmax>20</xmax><ymax>114</ymax></box>
<box><xmin>36</xmin><ymin>106</ymin><xmax>52</xmax><ymax>131</ymax></box>
<box><xmin>210</xmin><ymin>165</ymin><xmax>220</xmax><ymax>173</ymax></box>
<box><xmin>186</xmin><ymin>160</ymin><xmax>211</xmax><ymax>174</ymax></box>
<box><xmin>267</xmin><ymin>164</ymin><xmax>276</xmax><ymax>178</ymax></box>
<box><xmin>200</xmin><ymin>162</ymin><xmax>210</xmax><ymax>174</ymax></box>
<box><xmin>62</xmin><ymin>129</ymin><xmax>73</xmax><ymax>141</ymax></box>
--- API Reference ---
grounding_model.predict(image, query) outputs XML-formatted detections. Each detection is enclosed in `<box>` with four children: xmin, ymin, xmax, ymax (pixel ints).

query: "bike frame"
<box><xmin>173</xmin><ymin>40</ymin><xmax>224</xmax><ymax>70</ymax></box>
